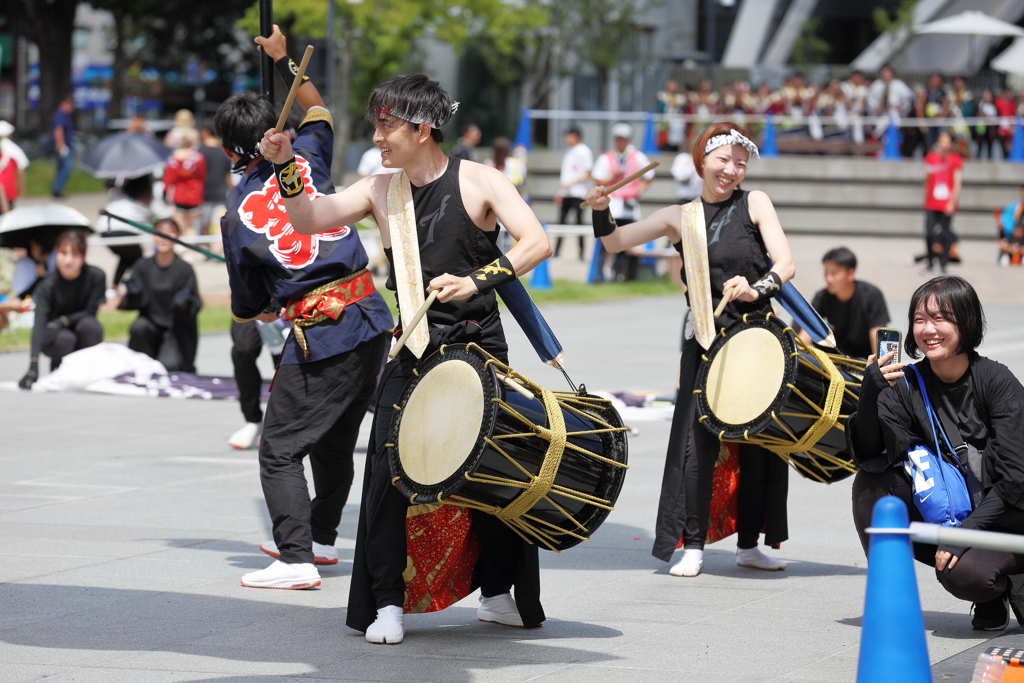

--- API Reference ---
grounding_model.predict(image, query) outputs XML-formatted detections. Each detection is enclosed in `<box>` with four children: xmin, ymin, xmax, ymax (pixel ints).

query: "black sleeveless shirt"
<box><xmin>672</xmin><ymin>190</ymin><xmax>772</xmax><ymax>329</ymax></box>
<box><xmin>384</xmin><ymin>157</ymin><xmax>507</xmax><ymax>357</ymax></box>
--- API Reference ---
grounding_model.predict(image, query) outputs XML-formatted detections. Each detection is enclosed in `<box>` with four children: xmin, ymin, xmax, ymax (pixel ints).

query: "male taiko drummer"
<box><xmin>259</xmin><ymin>74</ymin><xmax>551</xmax><ymax>644</ymax></box>
<box><xmin>216</xmin><ymin>25</ymin><xmax>392</xmax><ymax>591</ymax></box>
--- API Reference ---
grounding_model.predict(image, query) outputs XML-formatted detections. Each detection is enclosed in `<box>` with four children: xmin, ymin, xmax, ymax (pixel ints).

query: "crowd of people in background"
<box><xmin>654</xmin><ymin>68</ymin><xmax>1023</xmax><ymax>160</ymax></box>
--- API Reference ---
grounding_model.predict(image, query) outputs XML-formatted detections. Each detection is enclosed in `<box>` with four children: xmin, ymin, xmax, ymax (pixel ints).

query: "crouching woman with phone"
<box><xmin>846</xmin><ymin>275</ymin><xmax>1024</xmax><ymax>631</ymax></box>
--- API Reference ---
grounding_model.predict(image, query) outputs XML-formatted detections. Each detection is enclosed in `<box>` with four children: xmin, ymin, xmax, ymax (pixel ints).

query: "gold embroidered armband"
<box><xmin>274</xmin><ymin>158</ymin><xmax>304</xmax><ymax>199</ymax></box>
<box><xmin>471</xmin><ymin>254</ymin><xmax>516</xmax><ymax>294</ymax></box>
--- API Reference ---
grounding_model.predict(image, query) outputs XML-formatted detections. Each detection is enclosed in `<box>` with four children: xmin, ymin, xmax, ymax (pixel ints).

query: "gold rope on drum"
<box><xmin>719</xmin><ymin>328</ymin><xmax>865</xmax><ymax>484</ymax></box>
<box><xmin>435</xmin><ymin>343</ymin><xmax>629</xmax><ymax>551</ymax></box>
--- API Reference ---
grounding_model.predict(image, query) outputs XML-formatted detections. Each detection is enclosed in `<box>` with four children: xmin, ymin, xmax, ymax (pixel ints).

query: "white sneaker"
<box><xmin>669</xmin><ymin>549</ymin><xmax>704</xmax><ymax>577</ymax></box>
<box><xmin>105</xmin><ymin>287</ymin><xmax>118</xmax><ymax>300</ymax></box>
<box><xmin>736</xmin><ymin>547</ymin><xmax>786</xmax><ymax>571</ymax></box>
<box><xmin>259</xmin><ymin>539</ymin><xmax>339</xmax><ymax>566</ymax></box>
<box><xmin>228</xmin><ymin>422</ymin><xmax>262</xmax><ymax>450</ymax></box>
<box><xmin>365</xmin><ymin>605</ymin><xmax>404</xmax><ymax>644</ymax></box>
<box><xmin>1001</xmin><ymin>254</ymin><xmax>1011</xmax><ymax>268</ymax></box>
<box><xmin>477</xmin><ymin>592</ymin><xmax>523</xmax><ymax>627</ymax></box>
<box><xmin>240</xmin><ymin>560</ymin><xmax>320</xmax><ymax>589</ymax></box>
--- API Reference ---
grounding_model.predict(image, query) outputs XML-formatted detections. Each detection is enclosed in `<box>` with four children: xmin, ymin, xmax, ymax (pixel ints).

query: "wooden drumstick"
<box><xmin>713</xmin><ymin>285</ymin><xmax>737</xmax><ymax>319</ymax></box>
<box><xmin>497</xmin><ymin>373</ymin><xmax>536</xmax><ymax>401</ymax></box>
<box><xmin>580</xmin><ymin>161</ymin><xmax>660</xmax><ymax>209</ymax></box>
<box><xmin>389</xmin><ymin>290</ymin><xmax>438</xmax><ymax>359</ymax></box>
<box><xmin>274</xmin><ymin>45</ymin><xmax>314</xmax><ymax>133</ymax></box>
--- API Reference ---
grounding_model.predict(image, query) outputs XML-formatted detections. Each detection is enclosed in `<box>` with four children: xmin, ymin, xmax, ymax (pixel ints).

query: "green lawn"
<box><xmin>0</xmin><ymin>278</ymin><xmax>680</xmax><ymax>353</ymax></box>
<box><xmin>23</xmin><ymin>159</ymin><xmax>106</xmax><ymax>197</ymax></box>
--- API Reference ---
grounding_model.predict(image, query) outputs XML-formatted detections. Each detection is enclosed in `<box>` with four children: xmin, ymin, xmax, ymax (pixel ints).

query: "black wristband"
<box><xmin>274</xmin><ymin>56</ymin><xmax>310</xmax><ymax>90</ymax></box>
<box><xmin>28</xmin><ymin>360</ymin><xmax>38</xmax><ymax>373</ymax></box>
<box><xmin>751</xmin><ymin>271</ymin><xmax>782</xmax><ymax>301</ymax></box>
<box><xmin>471</xmin><ymin>254</ymin><xmax>516</xmax><ymax>294</ymax></box>
<box><xmin>592</xmin><ymin>209</ymin><xmax>618</xmax><ymax>238</ymax></box>
<box><xmin>274</xmin><ymin>158</ymin><xmax>304</xmax><ymax>199</ymax></box>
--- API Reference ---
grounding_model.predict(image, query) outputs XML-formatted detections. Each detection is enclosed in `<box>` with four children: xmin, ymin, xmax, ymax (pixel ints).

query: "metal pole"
<box><xmin>706</xmin><ymin>0</ymin><xmax>717</xmax><ymax>84</ymax></box>
<box><xmin>258</xmin><ymin>0</ymin><xmax>275</xmax><ymax>104</ymax></box>
<box><xmin>326</xmin><ymin>0</ymin><xmax>336</xmax><ymax>109</ymax></box>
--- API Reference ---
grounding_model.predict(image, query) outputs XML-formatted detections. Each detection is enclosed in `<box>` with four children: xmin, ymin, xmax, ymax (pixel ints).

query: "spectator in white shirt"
<box><xmin>670</xmin><ymin>148</ymin><xmax>703</xmax><ymax>203</ymax></box>
<box><xmin>553</xmin><ymin>126</ymin><xmax>593</xmax><ymax>260</ymax></box>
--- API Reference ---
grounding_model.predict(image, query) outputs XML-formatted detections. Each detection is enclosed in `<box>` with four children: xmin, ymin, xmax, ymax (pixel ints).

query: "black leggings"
<box><xmin>852</xmin><ymin>468</ymin><xmax>1024</xmax><ymax>604</ymax></box>
<box><xmin>924</xmin><ymin>210</ymin><xmax>954</xmax><ymax>270</ymax></box>
<box><xmin>682</xmin><ymin>402</ymin><xmax>778</xmax><ymax>551</ymax></box>
<box><xmin>41</xmin><ymin>315</ymin><xmax>103</xmax><ymax>370</ymax></box>
<box><xmin>128</xmin><ymin>315</ymin><xmax>198</xmax><ymax>373</ymax></box>
<box><xmin>230</xmin><ymin>320</ymin><xmax>280</xmax><ymax>424</ymax></box>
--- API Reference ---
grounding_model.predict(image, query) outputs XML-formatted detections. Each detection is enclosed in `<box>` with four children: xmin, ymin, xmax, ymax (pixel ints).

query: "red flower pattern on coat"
<box><xmin>237</xmin><ymin>155</ymin><xmax>350</xmax><ymax>269</ymax></box>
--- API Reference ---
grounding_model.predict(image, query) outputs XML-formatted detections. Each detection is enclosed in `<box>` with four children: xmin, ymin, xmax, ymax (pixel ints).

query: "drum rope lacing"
<box><xmin>435</xmin><ymin>344</ymin><xmax>629</xmax><ymax>551</ymax></box>
<box><xmin>698</xmin><ymin>314</ymin><xmax>865</xmax><ymax>484</ymax></box>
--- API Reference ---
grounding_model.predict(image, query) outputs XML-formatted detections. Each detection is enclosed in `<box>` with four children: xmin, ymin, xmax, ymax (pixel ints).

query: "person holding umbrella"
<box><xmin>19</xmin><ymin>229</ymin><xmax>106</xmax><ymax>389</ymax></box>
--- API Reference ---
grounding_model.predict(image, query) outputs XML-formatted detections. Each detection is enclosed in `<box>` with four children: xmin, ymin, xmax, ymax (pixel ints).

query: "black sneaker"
<box><xmin>972</xmin><ymin>595</ymin><xmax>1010</xmax><ymax>631</ymax></box>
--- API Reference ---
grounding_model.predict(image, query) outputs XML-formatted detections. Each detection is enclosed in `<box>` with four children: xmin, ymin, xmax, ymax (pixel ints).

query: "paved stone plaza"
<box><xmin>2</xmin><ymin>283</ymin><xmax>1024</xmax><ymax>681</ymax></box>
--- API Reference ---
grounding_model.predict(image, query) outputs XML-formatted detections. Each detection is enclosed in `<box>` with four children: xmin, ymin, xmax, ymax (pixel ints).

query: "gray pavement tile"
<box><xmin>531</xmin><ymin>663</ymin><xmax>746</xmax><ymax>682</ymax></box>
<box><xmin>3</xmin><ymin>294</ymin><xmax>1023</xmax><ymax>682</ymax></box>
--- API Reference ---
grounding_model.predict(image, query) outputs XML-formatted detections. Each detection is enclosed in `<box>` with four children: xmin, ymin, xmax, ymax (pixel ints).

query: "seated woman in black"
<box><xmin>18</xmin><ymin>229</ymin><xmax>106</xmax><ymax>389</ymax></box>
<box><xmin>120</xmin><ymin>218</ymin><xmax>202</xmax><ymax>372</ymax></box>
<box><xmin>847</xmin><ymin>275</ymin><xmax>1024</xmax><ymax>632</ymax></box>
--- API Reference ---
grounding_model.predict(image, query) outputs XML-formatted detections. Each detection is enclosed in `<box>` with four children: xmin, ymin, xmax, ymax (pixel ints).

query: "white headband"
<box><xmin>704</xmin><ymin>129</ymin><xmax>759</xmax><ymax>159</ymax></box>
<box><xmin>386</xmin><ymin>101</ymin><xmax>459</xmax><ymax>130</ymax></box>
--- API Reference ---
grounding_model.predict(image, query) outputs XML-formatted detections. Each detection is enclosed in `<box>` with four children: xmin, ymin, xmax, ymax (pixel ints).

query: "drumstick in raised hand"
<box><xmin>274</xmin><ymin>45</ymin><xmax>314</xmax><ymax>133</ymax></box>
<box><xmin>389</xmin><ymin>290</ymin><xmax>439</xmax><ymax>359</ymax></box>
<box><xmin>714</xmin><ymin>285</ymin><xmax>738</xmax><ymax>318</ymax></box>
<box><xmin>580</xmin><ymin>161</ymin><xmax>660</xmax><ymax>209</ymax></box>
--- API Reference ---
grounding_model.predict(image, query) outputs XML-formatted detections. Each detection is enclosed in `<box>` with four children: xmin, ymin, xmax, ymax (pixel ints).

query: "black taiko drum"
<box><xmin>388</xmin><ymin>343</ymin><xmax>629</xmax><ymax>551</ymax></box>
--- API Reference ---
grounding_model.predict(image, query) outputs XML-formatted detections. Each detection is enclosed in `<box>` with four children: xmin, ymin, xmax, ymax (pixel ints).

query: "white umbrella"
<box><xmin>993</xmin><ymin>37</ymin><xmax>1024</xmax><ymax>76</ymax></box>
<box><xmin>915</xmin><ymin>11</ymin><xmax>1024</xmax><ymax>73</ymax></box>
<box><xmin>915</xmin><ymin>11</ymin><xmax>1024</xmax><ymax>37</ymax></box>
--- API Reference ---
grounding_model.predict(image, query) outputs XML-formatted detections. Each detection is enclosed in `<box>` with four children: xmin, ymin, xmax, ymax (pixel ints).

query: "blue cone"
<box><xmin>1010</xmin><ymin>117</ymin><xmax>1024</xmax><ymax>163</ymax></box>
<box><xmin>513</xmin><ymin>107</ymin><xmax>533</xmax><ymax>151</ymax></box>
<box><xmin>642</xmin><ymin>110</ymin><xmax>659</xmax><ymax>154</ymax></box>
<box><xmin>760</xmin><ymin>113</ymin><xmax>779</xmax><ymax>157</ymax></box>
<box><xmin>587</xmin><ymin>239</ymin><xmax>603</xmax><ymax>284</ymax></box>
<box><xmin>856</xmin><ymin>496</ymin><xmax>931</xmax><ymax>683</ymax></box>
<box><xmin>530</xmin><ymin>257</ymin><xmax>552</xmax><ymax>290</ymax></box>
<box><xmin>882</xmin><ymin>117</ymin><xmax>902</xmax><ymax>160</ymax></box>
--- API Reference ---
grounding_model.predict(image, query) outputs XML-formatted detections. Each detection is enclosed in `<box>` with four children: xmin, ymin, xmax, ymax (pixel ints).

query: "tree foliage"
<box><xmin>790</xmin><ymin>17</ymin><xmax>830</xmax><ymax>66</ymax></box>
<box><xmin>873</xmin><ymin>0</ymin><xmax>917</xmax><ymax>36</ymax></box>
<box><xmin>15</xmin><ymin>0</ymin><xmax>78</xmax><ymax>126</ymax></box>
<box><xmin>467</xmin><ymin>0</ymin><xmax>647</xmax><ymax>110</ymax></box>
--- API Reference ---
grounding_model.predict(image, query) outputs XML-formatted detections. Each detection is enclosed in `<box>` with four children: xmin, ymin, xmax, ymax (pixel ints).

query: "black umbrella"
<box><xmin>81</xmin><ymin>132</ymin><xmax>170</xmax><ymax>179</ymax></box>
<box><xmin>0</xmin><ymin>203</ymin><xmax>93</xmax><ymax>251</ymax></box>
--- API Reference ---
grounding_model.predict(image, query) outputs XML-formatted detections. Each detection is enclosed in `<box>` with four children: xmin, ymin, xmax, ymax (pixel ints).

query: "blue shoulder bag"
<box><xmin>901</xmin><ymin>364</ymin><xmax>973</xmax><ymax>527</ymax></box>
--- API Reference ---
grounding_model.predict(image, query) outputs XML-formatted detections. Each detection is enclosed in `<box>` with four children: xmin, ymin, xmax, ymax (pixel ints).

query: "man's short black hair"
<box><xmin>365</xmin><ymin>74</ymin><xmax>454</xmax><ymax>143</ymax></box>
<box><xmin>822</xmin><ymin>247</ymin><xmax>856</xmax><ymax>270</ymax></box>
<box><xmin>566</xmin><ymin>126</ymin><xmax>582</xmax><ymax>139</ymax></box>
<box><xmin>214</xmin><ymin>91</ymin><xmax>276</xmax><ymax>158</ymax></box>
<box><xmin>905</xmin><ymin>275</ymin><xmax>985</xmax><ymax>359</ymax></box>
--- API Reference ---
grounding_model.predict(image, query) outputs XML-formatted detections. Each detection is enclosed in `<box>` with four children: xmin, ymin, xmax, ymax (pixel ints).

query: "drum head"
<box><xmin>398</xmin><ymin>359</ymin><xmax>485</xmax><ymax>486</ymax></box>
<box><xmin>705</xmin><ymin>326</ymin><xmax>786</xmax><ymax>425</ymax></box>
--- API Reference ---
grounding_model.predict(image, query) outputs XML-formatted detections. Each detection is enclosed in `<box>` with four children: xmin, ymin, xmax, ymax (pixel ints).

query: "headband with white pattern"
<box><xmin>382</xmin><ymin>101</ymin><xmax>459</xmax><ymax>130</ymax></box>
<box><xmin>704</xmin><ymin>129</ymin><xmax>759</xmax><ymax>159</ymax></box>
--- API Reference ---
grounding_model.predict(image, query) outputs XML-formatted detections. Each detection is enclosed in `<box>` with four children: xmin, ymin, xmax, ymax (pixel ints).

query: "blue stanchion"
<box><xmin>760</xmin><ymin>114</ymin><xmax>779</xmax><ymax>157</ymax></box>
<box><xmin>587</xmin><ymin>239</ymin><xmax>603</xmax><ymax>284</ymax></box>
<box><xmin>856</xmin><ymin>496</ymin><xmax>931</xmax><ymax>683</ymax></box>
<box><xmin>1010</xmin><ymin>117</ymin><xmax>1024</xmax><ymax>163</ymax></box>
<box><xmin>513</xmin><ymin>107</ymin><xmax>532</xmax><ymax>151</ymax></box>
<box><xmin>882</xmin><ymin>117</ymin><xmax>902</xmax><ymax>160</ymax></box>
<box><xmin>641</xmin><ymin>110</ymin><xmax>659</xmax><ymax>154</ymax></box>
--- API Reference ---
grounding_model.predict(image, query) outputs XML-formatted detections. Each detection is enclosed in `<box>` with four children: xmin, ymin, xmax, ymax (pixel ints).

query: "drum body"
<box><xmin>694</xmin><ymin>314</ymin><xmax>865</xmax><ymax>483</ymax></box>
<box><xmin>388</xmin><ymin>344</ymin><xmax>628</xmax><ymax>551</ymax></box>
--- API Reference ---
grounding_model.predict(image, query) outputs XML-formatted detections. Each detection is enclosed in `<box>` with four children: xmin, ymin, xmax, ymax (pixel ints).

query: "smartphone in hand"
<box><xmin>875</xmin><ymin>327</ymin><xmax>902</xmax><ymax>364</ymax></box>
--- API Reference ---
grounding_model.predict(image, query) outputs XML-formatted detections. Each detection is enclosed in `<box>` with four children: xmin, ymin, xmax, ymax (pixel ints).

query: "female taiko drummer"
<box><xmin>584</xmin><ymin>122</ymin><xmax>796</xmax><ymax>577</ymax></box>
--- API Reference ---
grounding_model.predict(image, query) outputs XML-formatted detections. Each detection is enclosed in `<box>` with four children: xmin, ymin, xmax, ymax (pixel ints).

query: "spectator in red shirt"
<box><xmin>995</xmin><ymin>87</ymin><xmax>1017</xmax><ymax>158</ymax></box>
<box><xmin>923</xmin><ymin>131</ymin><xmax>963</xmax><ymax>273</ymax></box>
<box><xmin>162</xmin><ymin>127</ymin><xmax>207</xmax><ymax>240</ymax></box>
